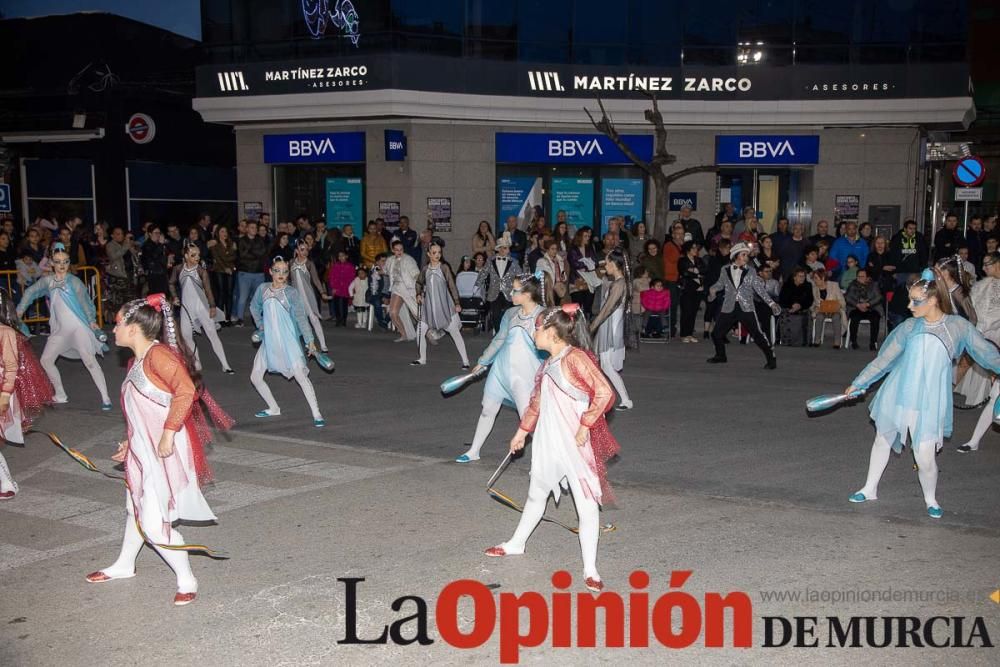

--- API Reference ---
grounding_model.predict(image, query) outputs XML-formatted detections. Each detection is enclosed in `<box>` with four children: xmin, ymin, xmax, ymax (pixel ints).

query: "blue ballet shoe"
<box><xmin>927</xmin><ymin>506</ymin><xmax>943</xmax><ymax>519</ymax></box>
<box><xmin>848</xmin><ymin>492</ymin><xmax>873</xmax><ymax>503</ymax></box>
<box><xmin>255</xmin><ymin>410</ymin><xmax>276</xmax><ymax>418</ymax></box>
<box><xmin>314</xmin><ymin>419</ymin><xmax>325</xmax><ymax>428</ymax></box>
<box><xmin>101</xmin><ymin>402</ymin><xmax>113</xmax><ymax>411</ymax></box>
<box><xmin>455</xmin><ymin>453</ymin><xmax>479</xmax><ymax>463</ymax></box>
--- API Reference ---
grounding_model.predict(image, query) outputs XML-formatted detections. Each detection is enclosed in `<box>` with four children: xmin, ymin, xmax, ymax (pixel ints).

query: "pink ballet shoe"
<box><xmin>173</xmin><ymin>592</ymin><xmax>197</xmax><ymax>606</ymax></box>
<box><xmin>85</xmin><ymin>570</ymin><xmax>135</xmax><ymax>583</ymax></box>
<box><xmin>484</xmin><ymin>545</ymin><xmax>510</xmax><ymax>557</ymax></box>
<box><xmin>585</xmin><ymin>577</ymin><xmax>604</xmax><ymax>593</ymax></box>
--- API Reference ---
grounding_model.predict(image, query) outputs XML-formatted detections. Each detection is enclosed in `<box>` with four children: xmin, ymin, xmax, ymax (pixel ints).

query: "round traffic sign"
<box><xmin>126</xmin><ymin>113</ymin><xmax>156</xmax><ymax>144</ymax></box>
<box><xmin>953</xmin><ymin>156</ymin><xmax>986</xmax><ymax>187</ymax></box>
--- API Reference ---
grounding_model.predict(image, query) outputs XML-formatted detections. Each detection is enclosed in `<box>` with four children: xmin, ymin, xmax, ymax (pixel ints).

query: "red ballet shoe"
<box><xmin>0</xmin><ymin>491</ymin><xmax>15</xmax><ymax>501</ymax></box>
<box><xmin>173</xmin><ymin>592</ymin><xmax>197</xmax><ymax>606</ymax></box>
<box><xmin>85</xmin><ymin>571</ymin><xmax>112</xmax><ymax>583</ymax></box>
<box><xmin>585</xmin><ymin>577</ymin><xmax>604</xmax><ymax>593</ymax></box>
<box><xmin>484</xmin><ymin>545</ymin><xmax>508</xmax><ymax>557</ymax></box>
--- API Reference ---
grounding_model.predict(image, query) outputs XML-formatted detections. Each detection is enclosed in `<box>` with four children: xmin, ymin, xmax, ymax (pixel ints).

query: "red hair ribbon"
<box><xmin>145</xmin><ymin>293</ymin><xmax>165</xmax><ymax>312</ymax></box>
<box><xmin>561</xmin><ymin>302</ymin><xmax>580</xmax><ymax>320</ymax></box>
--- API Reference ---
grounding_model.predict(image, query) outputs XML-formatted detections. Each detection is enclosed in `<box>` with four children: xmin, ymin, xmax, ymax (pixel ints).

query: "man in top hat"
<box><xmin>706</xmin><ymin>241</ymin><xmax>781</xmax><ymax>369</ymax></box>
<box><xmin>476</xmin><ymin>231</ymin><xmax>522</xmax><ymax>334</ymax></box>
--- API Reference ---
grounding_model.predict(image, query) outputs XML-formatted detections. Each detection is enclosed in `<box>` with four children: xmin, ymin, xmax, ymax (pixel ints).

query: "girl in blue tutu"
<box><xmin>845</xmin><ymin>269</ymin><xmax>1000</xmax><ymax>518</ymax></box>
<box><xmin>249</xmin><ymin>257</ymin><xmax>325</xmax><ymax>427</ymax></box>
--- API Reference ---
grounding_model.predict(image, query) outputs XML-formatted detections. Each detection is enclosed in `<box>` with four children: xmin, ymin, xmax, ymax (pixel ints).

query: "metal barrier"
<box><xmin>0</xmin><ymin>266</ymin><xmax>105</xmax><ymax>328</ymax></box>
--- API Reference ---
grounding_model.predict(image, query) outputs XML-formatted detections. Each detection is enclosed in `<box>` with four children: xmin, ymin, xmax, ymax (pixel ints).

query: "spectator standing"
<box><xmin>233</xmin><ymin>220</ymin><xmax>267</xmax><ymax>324</ymax></box>
<box><xmin>778</xmin><ymin>222</ymin><xmax>809</xmax><ymax>280</ymax></box>
<box><xmin>503</xmin><ymin>216</ymin><xmax>528</xmax><ymax>263</ymax></box>
<box><xmin>472</xmin><ymin>221</ymin><xmax>496</xmax><ymax>256</ymax></box>
<box><xmin>662</xmin><ymin>223</ymin><xmax>685</xmax><ymax>338</ymax></box>
<box><xmin>676</xmin><ymin>241</ymin><xmax>705</xmax><ymax>342</ymax></box>
<box><xmin>105</xmin><ymin>227</ymin><xmax>131</xmax><ymax>314</ymax></box>
<box><xmin>770</xmin><ymin>217</ymin><xmax>792</xmax><ymax>254</ymax></box>
<box><xmin>327</xmin><ymin>250</ymin><xmax>356</xmax><ymax>327</ymax></box>
<box><xmin>360</xmin><ymin>221</ymin><xmax>388</xmax><ymax>268</ymax></box>
<box><xmin>829</xmin><ymin>221</ymin><xmax>870</xmax><ymax>277</ymax></box>
<box><xmin>809</xmin><ymin>219</ymin><xmax>835</xmax><ymax>247</ymax></box>
<box><xmin>395</xmin><ymin>216</ymin><xmax>420</xmax><ymax>263</ymax></box>
<box><xmin>141</xmin><ymin>227</ymin><xmax>169</xmax><ymax>295</ymax></box>
<box><xmin>567</xmin><ymin>227</ymin><xmax>598</xmax><ymax>316</ymax></box>
<box><xmin>676</xmin><ymin>205</ymin><xmax>704</xmax><ymax>247</ymax></box>
<box><xmin>866</xmin><ymin>235</ymin><xmax>895</xmax><ymax>296</ymax></box>
<box><xmin>933</xmin><ymin>213</ymin><xmax>964</xmax><ymax>261</ymax></box>
<box><xmin>210</xmin><ymin>226</ymin><xmax>237</xmax><ymax>322</ymax></box>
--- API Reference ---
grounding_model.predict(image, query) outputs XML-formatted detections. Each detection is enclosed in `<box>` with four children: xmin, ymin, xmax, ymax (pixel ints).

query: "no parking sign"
<box><xmin>0</xmin><ymin>184</ymin><xmax>10</xmax><ymax>213</ymax></box>
<box><xmin>953</xmin><ymin>156</ymin><xmax>986</xmax><ymax>187</ymax></box>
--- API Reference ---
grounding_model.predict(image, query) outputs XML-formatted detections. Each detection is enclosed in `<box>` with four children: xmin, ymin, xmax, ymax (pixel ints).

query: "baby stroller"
<box><xmin>456</xmin><ymin>271</ymin><xmax>488</xmax><ymax>332</ymax></box>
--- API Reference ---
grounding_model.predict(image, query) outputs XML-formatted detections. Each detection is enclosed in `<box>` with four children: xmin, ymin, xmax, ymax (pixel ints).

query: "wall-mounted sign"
<box><xmin>496</xmin><ymin>133</ymin><xmax>653</xmax><ymax>165</ymax></box>
<box><xmin>0</xmin><ymin>184</ymin><xmax>11</xmax><ymax>213</ymax></box>
<box><xmin>669</xmin><ymin>192</ymin><xmax>698</xmax><ymax>211</ymax></box>
<box><xmin>551</xmin><ymin>178</ymin><xmax>595</xmax><ymax>229</ymax></box>
<box><xmin>125</xmin><ymin>113</ymin><xmax>156</xmax><ymax>144</ymax></box>
<box><xmin>264</xmin><ymin>131</ymin><xmax>365</xmax><ymax>164</ymax></box>
<box><xmin>427</xmin><ymin>197</ymin><xmax>452</xmax><ymax>233</ymax></box>
<box><xmin>384</xmin><ymin>129</ymin><xmax>406</xmax><ymax>161</ymax></box>
<box><xmin>715</xmin><ymin>135</ymin><xmax>820</xmax><ymax>166</ymax></box>
<box><xmin>243</xmin><ymin>201</ymin><xmax>263</xmax><ymax>221</ymax></box>
<box><xmin>325</xmin><ymin>177</ymin><xmax>363</xmax><ymax>228</ymax></box>
<box><xmin>378</xmin><ymin>200</ymin><xmax>400</xmax><ymax>225</ymax></box>
<box><xmin>834</xmin><ymin>194</ymin><xmax>860</xmax><ymax>224</ymax></box>
<box><xmin>955</xmin><ymin>187</ymin><xmax>983</xmax><ymax>202</ymax></box>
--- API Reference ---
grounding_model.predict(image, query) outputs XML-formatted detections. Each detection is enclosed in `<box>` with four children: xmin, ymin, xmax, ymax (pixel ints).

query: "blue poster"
<box><xmin>325</xmin><ymin>177</ymin><xmax>363</xmax><ymax>229</ymax></box>
<box><xmin>498</xmin><ymin>177</ymin><xmax>542</xmax><ymax>231</ymax></box>
<box><xmin>601</xmin><ymin>178</ymin><xmax>644</xmax><ymax>235</ymax></box>
<box><xmin>551</xmin><ymin>177</ymin><xmax>595</xmax><ymax>230</ymax></box>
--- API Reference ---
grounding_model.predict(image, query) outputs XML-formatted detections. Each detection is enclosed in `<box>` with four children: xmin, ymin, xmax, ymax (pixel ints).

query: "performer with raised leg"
<box><xmin>249</xmin><ymin>257</ymin><xmax>326</xmax><ymax>427</ymax></box>
<box><xmin>290</xmin><ymin>238</ymin><xmax>331</xmax><ymax>352</ymax></box>
<box><xmin>590</xmin><ymin>253</ymin><xmax>633</xmax><ymax>410</ymax></box>
<box><xmin>844</xmin><ymin>269</ymin><xmax>1000</xmax><ymax>518</ymax></box>
<box><xmin>0</xmin><ymin>288</ymin><xmax>54</xmax><ymax>500</ymax></box>
<box><xmin>412</xmin><ymin>242</ymin><xmax>470</xmax><ymax>368</ymax></box>
<box><xmin>16</xmin><ymin>243</ymin><xmax>112</xmax><ymax>409</ymax></box>
<box><xmin>86</xmin><ymin>294</ymin><xmax>233</xmax><ymax>605</ymax></box>
<box><xmin>484</xmin><ymin>304</ymin><xmax>620</xmax><ymax>592</ymax></box>
<box><xmin>455</xmin><ymin>272</ymin><xmax>544</xmax><ymax>463</ymax></box>
<box><xmin>385</xmin><ymin>240</ymin><xmax>420</xmax><ymax>342</ymax></box>
<box><xmin>169</xmin><ymin>241</ymin><xmax>234</xmax><ymax>374</ymax></box>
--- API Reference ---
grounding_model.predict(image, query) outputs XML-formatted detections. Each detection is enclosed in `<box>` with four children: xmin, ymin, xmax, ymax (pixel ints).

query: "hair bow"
<box><xmin>561</xmin><ymin>302</ymin><xmax>580</xmax><ymax>320</ymax></box>
<box><xmin>920</xmin><ymin>268</ymin><xmax>935</xmax><ymax>282</ymax></box>
<box><xmin>145</xmin><ymin>293</ymin><xmax>165</xmax><ymax>312</ymax></box>
<box><xmin>534</xmin><ymin>269</ymin><xmax>545</xmax><ymax>282</ymax></box>
<box><xmin>52</xmin><ymin>242</ymin><xmax>66</xmax><ymax>252</ymax></box>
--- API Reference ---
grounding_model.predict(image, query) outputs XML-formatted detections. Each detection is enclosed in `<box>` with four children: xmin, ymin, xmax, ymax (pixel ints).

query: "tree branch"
<box><xmin>662</xmin><ymin>164</ymin><xmax>718</xmax><ymax>185</ymax></box>
<box><xmin>584</xmin><ymin>98</ymin><xmax>654</xmax><ymax>176</ymax></box>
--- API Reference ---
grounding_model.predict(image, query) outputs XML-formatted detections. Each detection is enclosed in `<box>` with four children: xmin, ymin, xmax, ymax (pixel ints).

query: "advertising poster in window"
<box><xmin>243</xmin><ymin>201</ymin><xmax>263</xmax><ymax>222</ymax></box>
<box><xmin>551</xmin><ymin>177</ymin><xmax>595</xmax><ymax>230</ymax></box>
<box><xmin>498</xmin><ymin>176</ymin><xmax>543</xmax><ymax>232</ymax></box>
<box><xmin>427</xmin><ymin>197</ymin><xmax>452</xmax><ymax>233</ymax></box>
<box><xmin>378</xmin><ymin>200</ymin><xmax>401</xmax><ymax>230</ymax></box>
<box><xmin>325</xmin><ymin>177</ymin><xmax>363</xmax><ymax>229</ymax></box>
<box><xmin>601</xmin><ymin>178</ymin><xmax>644</xmax><ymax>235</ymax></box>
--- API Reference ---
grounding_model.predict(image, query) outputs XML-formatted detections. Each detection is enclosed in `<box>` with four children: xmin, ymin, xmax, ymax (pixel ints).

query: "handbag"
<box><xmin>818</xmin><ymin>299</ymin><xmax>840</xmax><ymax>315</ymax></box>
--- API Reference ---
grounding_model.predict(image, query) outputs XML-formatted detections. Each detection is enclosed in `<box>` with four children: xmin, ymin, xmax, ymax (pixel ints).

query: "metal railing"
<box><xmin>0</xmin><ymin>266</ymin><xmax>105</xmax><ymax>328</ymax></box>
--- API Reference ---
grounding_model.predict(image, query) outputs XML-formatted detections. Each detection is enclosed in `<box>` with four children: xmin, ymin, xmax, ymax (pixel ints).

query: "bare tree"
<box><xmin>585</xmin><ymin>94</ymin><xmax>715</xmax><ymax>236</ymax></box>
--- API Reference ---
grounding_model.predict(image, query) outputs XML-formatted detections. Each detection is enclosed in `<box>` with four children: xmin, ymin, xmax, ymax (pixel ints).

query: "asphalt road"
<box><xmin>1</xmin><ymin>324</ymin><xmax>998</xmax><ymax>665</ymax></box>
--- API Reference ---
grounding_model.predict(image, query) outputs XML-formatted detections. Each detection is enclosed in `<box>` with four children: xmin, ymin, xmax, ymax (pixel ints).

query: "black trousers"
<box><xmin>712</xmin><ymin>306</ymin><xmax>773</xmax><ymax>361</ymax></box>
<box><xmin>489</xmin><ymin>295</ymin><xmax>511</xmax><ymax>334</ymax></box>
<box><xmin>849</xmin><ymin>309</ymin><xmax>881</xmax><ymax>347</ymax></box>
<box><xmin>679</xmin><ymin>290</ymin><xmax>701</xmax><ymax>337</ymax></box>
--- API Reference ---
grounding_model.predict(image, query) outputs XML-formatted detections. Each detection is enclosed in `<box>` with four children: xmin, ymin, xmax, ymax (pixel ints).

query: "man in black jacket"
<box><xmin>141</xmin><ymin>226</ymin><xmax>169</xmax><ymax>295</ymax></box>
<box><xmin>232</xmin><ymin>220</ymin><xmax>267</xmax><ymax>324</ymax></box>
<box><xmin>933</xmin><ymin>213</ymin><xmax>964</xmax><ymax>261</ymax></box>
<box><xmin>888</xmin><ymin>219</ymin><xmax>929</xmax><ymax>288</ymax></box>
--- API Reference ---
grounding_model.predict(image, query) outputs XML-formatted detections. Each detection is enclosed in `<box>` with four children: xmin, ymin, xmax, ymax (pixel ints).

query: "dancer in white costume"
<box><xmin>290</xmin><ymin>239</ymin><xmax>331</xmax><ymax>352</ymax></box>
<box><xmin>455</xmin><ymin>272</ymin><xmax>544</xmax><ymax>463</ymax></box>
<box><xmin>249</xmin><ymin>257</ymin><xmax>325</xmax><ymax>427</ymax></box>
<box><xmin>86</xmin><ymin>294</ymin><xmax>233</xmax><ymax>606</ymax></box>
<box><xmin>16</xmin><ymin>243</ymin><xmax>111</xmax><ymax>409</ymax></box>
<box><xmin>169</xmin><ymin>241</ymin><xmax>233</xmax><ymax>374</ymax></box>
<box><xmin>412</xmin><ymin>243</ymin><xmax>470</xmax><ymax>368</ymax></box>
<box><xmin>590</xmin><ymin>253</ymin><xmax>633</xmax><ymax>410</ymax></box>
<box><xmin>957</xmin><ymin>251</ymin><xmax>1000</xmax><ymax>453</ymax></box>
<box><xmin>385</xmin><ymin>240</ymin><xmax>420</xmax><ymax>341</ymax></box>
<box><xmin>0</xmin><ymin>288</ymin><xmax>54</xmax><ymax>500</ymax></box>
<box><xmin>485</xmin><ymin>304</ymin><xmax>620</xmax><ymax>593</ymax></box>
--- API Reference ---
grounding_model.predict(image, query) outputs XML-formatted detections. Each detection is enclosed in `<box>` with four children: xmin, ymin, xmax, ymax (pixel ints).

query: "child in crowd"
<box><xmin>631</xmin><ymin>265</ymin><xmax>649</xmax><ymax>340</ymax></box>
<box><xmin>839</xmin><ymin>255</ymin><xmax>860</xmax><ymax>290</ymax></box>
<box><xmin>640</xmin><ymin>278</ymin><xmax>671</xmax><ymax>338</ymax></box>
<box><xmin>15</xmin><ymin>250</ymin><xmax>41</xmax><ymax>290</ymax></box>
<box><xmin>366</xmin><ymin>253</ymin><xmax>390</xmax><ymax>328</ymax></box>
<box><xmin>326</xmin><ymin>250</ymin><xmax>356</xmax><ymax>327</ymax></box>
<box><xmin>349</xmin><ymin>267</ymin><xmax>369</xmax><ymax>328</ymax></box>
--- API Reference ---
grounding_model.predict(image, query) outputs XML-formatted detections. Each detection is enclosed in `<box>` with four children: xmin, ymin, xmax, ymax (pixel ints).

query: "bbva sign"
<box><xmin>716</xmin><ymin>135</ymin><xmax>820</xmax><ymax>165</ymax></box>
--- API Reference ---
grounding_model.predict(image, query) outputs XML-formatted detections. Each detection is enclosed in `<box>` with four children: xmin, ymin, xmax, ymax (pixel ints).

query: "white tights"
<box><xmin>501</xmin><ymin>475</ymin><xmax>602</xmax><ymax>581</ymax></box>
<box><xmin>857</xmin><ymin>432</ymin><xmax>940</xmax><ymax>508</ymax></box>
<box><xmin>250</xmin><ymin>351</ymin><xmax>322</xmax><ymax>420</ymax></box>
<box><xmin>180</xmin><ymin>315</ymin><xmax>232</xmax><ymax>372</ymax></box>
<box><xmin>601</xmin><ymin>360</ymin><xmax>632</xmax><ymax>408</ymax></box>
<box><xmin>305</xmin><ymin>311</ymin><xmax>328</xmax><ymax>352</ymax></box>
<box><xmin>465</xmin><ymin>390</ymin><xmax>532</xmax><ymax>460</ymax></box>
<box><xmin>102</xmin><ymin>494</ymin><xmax>197</xmax><ymax>593</ymax></box>
<box><xmin>960</xmin><ymin>380</ymin><xmax>999</xmax><ymax>451</ymax></box>
<box><xmin>0</xmin><ymin>451</ymin><xmax>17</xmax><ymax>494</ymax></box>
<box><xmin>41</xmin><ymin>331</ymin><xmax>110</xmax><ymax>404</ymax></box>
<box><xmin>417</xmin><ymin>316</ymin><xmax>469</xmax><ymax>366</ymax></box>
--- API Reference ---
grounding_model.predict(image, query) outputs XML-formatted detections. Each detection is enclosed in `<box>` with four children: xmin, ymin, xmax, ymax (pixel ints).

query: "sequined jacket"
<box><xmin>708</xmin><ymin>264</ymin><xmax>777</xmax><ymax>314</ymax></box>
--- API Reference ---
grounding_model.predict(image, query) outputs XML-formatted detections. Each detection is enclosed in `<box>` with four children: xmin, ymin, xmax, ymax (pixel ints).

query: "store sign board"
<box><xmin>716</xmin><ymin>135</ymin><xmax>820</xmax><ymax>166</ymax></box>
<box><xmin>955</xmin><ymin>187</ymin><xmax>983</xmax><ymax>202</ymax></box>
<box><xmin>325</xmin><ymin>177</ymin><xmax>363</xmax><ymax>228</ymax></box>
<box><xmin>0</xmin><ymin>184</ymin><xmax>10</xmax><ymax>213</ymax></box>
<box><xmin>384</xmin><ymin>129</ymin><xmax>406</xmax><ymax>161</ymax></box>
<box><xmin>264</xmin><ymin>132</ymin><xmax>365</xmax><ymax>164</ymax></box>
<box><xmin>496</xmin><ymin>133</ymin><xmax>652</xmax><ymax>165</ymax></box>
<box><xmin>669</xmin><ymin>192</ymin><xmax>698</xmax><ymax>211</ymax></box>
